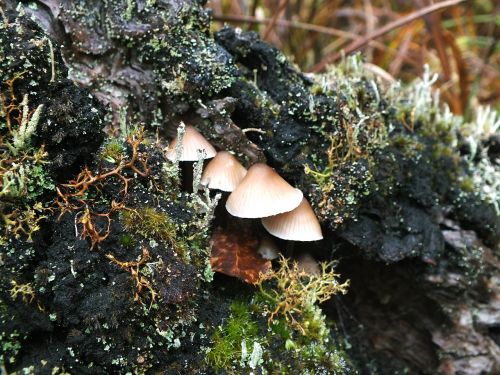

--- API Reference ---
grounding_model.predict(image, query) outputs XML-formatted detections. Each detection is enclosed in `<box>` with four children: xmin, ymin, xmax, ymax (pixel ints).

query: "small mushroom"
<box><xmin>257</xmin><ymin>235</ymin><xmax>280</xmax><ymax>260</ymax></box>
<box><xmin>166</xmin><ymin>125</ymin><xmax>216</xmax><ymax>192</ymax></box>
<box><xmin>226</xmin><ymin>163</ymin><xmax>303</xmax><ymax>218</ymax></box>
<box><xmin>296</xmin><ymin>253</ymin><xmax>321</xmax><ymax>275</ymax></box>
<box><xmin>166</xmin><ymin>125</ymin><xmax>216</xmax><ymax>161</ymax></box>
<box><xmin>201</xmin><ymin>151</ymin><xmax>247</xmax><ymax>192</ymax></box>
<box><xmin>261</xmin><ymin>198</ymin><xmax>323</xmax><ymax>241</ymax></box>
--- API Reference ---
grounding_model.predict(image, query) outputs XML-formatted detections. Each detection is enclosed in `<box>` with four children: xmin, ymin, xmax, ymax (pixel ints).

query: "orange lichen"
<box><xmin>106</xmin><ymin>247</ymin><xmax>158</xmax><ymax>309</ymax></box>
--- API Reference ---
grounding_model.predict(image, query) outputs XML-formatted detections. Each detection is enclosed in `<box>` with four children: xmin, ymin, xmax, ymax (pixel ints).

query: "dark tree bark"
<box><xmin>2</xmin><ymin>1</ymin><xmax>499</xmax><ymax>374</ymax></box>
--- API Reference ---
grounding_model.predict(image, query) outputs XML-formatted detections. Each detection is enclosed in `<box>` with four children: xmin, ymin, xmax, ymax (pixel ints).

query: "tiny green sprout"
<box><xmin>101</xmin><ymin>139</ymin><xmax>125</xmax><ymax>163</ymax></box>
<box><xmin>120</xmin><ymin>233</ymin><xmax>136</xmax><ymax>249</ymax></box>
<box><xmin>285</xmin><ymin>339</ymin><xmax>297</xmax><ymax>350</ymax></box>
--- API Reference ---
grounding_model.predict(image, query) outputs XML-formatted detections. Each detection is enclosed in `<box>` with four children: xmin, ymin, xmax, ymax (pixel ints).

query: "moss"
<box><xmin>121</xmin><ymin>207</ymin><xmax>188</xmax><ymax>260</ymax></box>
<box><xmin>391</xmin><ymin>134</ymin><xmax>425</xmax><ymax>156</ymax></box>
<box><xmin>459</xmin><ymin>176</ymin><xmax>475</xmax><ymax>193</ymax></box>
<box><xmin>255</xmin><ymin>257</ymin><xmax>348</xmax><ymax>334</ymax></box>
<box><xmin>3</xmin><ymin>3</ymin><xmax>497</xmax><ymax>372</ymax></box>
<box><xmin>0</xmin><ymin>329</ymin><xmax>23</xmax><ymax>364</ymax></box>
<box><xmin>0</xmin><ymin>90</ymin><xmax>54</xmax><ymax>201</ymax></box>
<box><xmin>205</xmin><ymin>301</ymin><xmax>260</xmax><ymax>370</ymax></box>
<box><xmin>100</xmin><ymin>138</ymin><xmax>125</xmax><ymax>163</ymax></box>
<box><xmin>119</xmin><ymin>233</ymin><xmax>136</xmax><ymax>249</ymax></box>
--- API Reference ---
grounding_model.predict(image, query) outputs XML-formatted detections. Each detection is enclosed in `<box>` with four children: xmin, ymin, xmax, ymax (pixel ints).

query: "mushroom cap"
<box><xmin>226</xmin><ymin>163</ymin><xmax>303</xmax><ymax>218</ymax></box>
<box><xmin>201</xmin><ymin>151</ymin><xmax>247</xmax><ymax>192</ymax></box>
<box><xmin>166</xmin><ymin>125</ymin><xmax>216</xmax><ymax>161</ymax></box>
<box><xmin>261</xmin><ymin>198</ymin><xmax>323</xmax><ymax>241</ymax></box>
<box><xmin>257</xmin><ymin>235</ymin><xmax>280</xmax><ymax>260</ymax></box>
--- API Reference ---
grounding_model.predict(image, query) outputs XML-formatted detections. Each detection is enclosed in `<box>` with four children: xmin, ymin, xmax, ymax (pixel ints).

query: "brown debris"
<box><xmin>210</xmin><ymin>226</ymin><xmax>271</xmax><ymax>284</ymax></box>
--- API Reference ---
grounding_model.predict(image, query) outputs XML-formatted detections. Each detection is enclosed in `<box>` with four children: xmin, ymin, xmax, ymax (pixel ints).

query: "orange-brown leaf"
<box><xmin>210</xmin><ymin>227</ymin><xmax>271</xmax><ymax>284</ymax></box>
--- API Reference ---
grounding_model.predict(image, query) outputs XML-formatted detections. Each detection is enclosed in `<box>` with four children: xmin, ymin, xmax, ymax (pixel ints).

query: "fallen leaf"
<box><xmin>210</xmin><ymin>226</ymin><xmax>271</xmax><ymax>284</ymax></box>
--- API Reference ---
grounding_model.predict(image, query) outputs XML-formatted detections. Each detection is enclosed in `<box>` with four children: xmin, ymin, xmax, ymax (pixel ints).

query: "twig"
<box><xmin>310</xmin><ymin>0</ymin><xmax>466</xmax><ymax>72</ymax></box>
<box><xmin>262</xmin><ymin>0</ymin><xmax>289</xmax><ymax>41</ymax></box>
<box><xmin>213</xmin><ymin>13</ymin><xmax>390</xmax><ymax>57</ymax></box>
<box><xmin>363</xmin><ymin>0</ymin><xmax>376</xmax><ymax>61</ymax></box>
<box><xmin>214</xmin><ymin>13</ymin><xmax>361</xmax><ymax>40</ymax></box>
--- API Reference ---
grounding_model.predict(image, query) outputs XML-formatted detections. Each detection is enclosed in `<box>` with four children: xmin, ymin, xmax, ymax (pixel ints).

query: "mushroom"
<box><xmin>166</xmin><ymin>124</ymin><xmax>216</xmax><ymax>191</ymax></box>
<box><xmin>257</xmin><ymin>235</ymin><xmax>281</xmax><ymax>260</ymax></box>
<box><xmin>226</xmin><ymin>163</ymin><xmax>303</xmax><ymax>218</ymax></box>
<box><xmin>201</xmin><ymin>151</ymin><xmax>247</xmax><ymax>192</ymax></box>
<box><xmin>296</xmin><ymin>253</ymin><xmax>321</xmax><ymax>275</ymax></box>
<box><xmin>166</xmin><ymin>125</ymin><xmax>216</xmax><ymax>161</ymax></box>
<box><xmin>261</xmin><ymin>197</ymin><xmax>323</xmax><ymax>241</ymax></box>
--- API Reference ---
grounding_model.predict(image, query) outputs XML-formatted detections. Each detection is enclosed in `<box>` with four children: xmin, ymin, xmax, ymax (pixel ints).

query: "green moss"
<box><xmin>460</xmin><ymin>177</ymin><xmax>475</xmax><ymax>193</ymax></box>
<box><xmin>205</xmin><ymin>259</ymin><xmax>351</xmax><ymax>373</ymax></box>
<box><xmin>391</xmin><ymin>134</ymin><xmax>425</xmax><ymax>156</ymax></box>
<box><xmin>206</xmin><ymin>301</ymin><xmax>260</xmax><ymax>370</ymax></box>
<box><xmin>0</xmin><ymin>78</ymin><xmax>53</xmax><ymax>244</ymax></box>
<box><xmin>0</xmin><ymin>299</ymin><xmax>25</xmax><ymax>364</ymax></box>
<box><xmin>100</xmin><ymin>138</ymin><xmax>125</xmax><ymax>163</ymax></box>
<box><xmin>119</xmin><ymin>233</ymin><xmax>136</xmax><ymax>249</ymax></box>
<box><xmin>122</xmin><ymin>207</ymin><xmax>176</xmax><ymax>242</ymax></box>
<box><xmin>121</xmin><ymin>207</ymin><xmax>188</xmax><ymax>260</ymax></box>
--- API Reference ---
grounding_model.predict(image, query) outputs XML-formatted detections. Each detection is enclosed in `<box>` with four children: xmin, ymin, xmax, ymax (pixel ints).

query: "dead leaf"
<box><xmin>210</xmin><ymin>227</ymin><xmax>271</xmax><ymax>284</ymax></box>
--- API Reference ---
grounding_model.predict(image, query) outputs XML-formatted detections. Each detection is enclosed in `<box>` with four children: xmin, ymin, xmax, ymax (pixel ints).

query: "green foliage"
<box><xmin>0</xmin><ymin>91</ymin><xmax>52</xmax><ymax>201</ymax></box>
<box><xmin>0</xmin><ymin>329</ymin><xmax>23</xmax><ymax>364</ymax></box>
<box><xmin>256</xmin><ymin>256</ymin><xmax>349</xmax><ymax>335</ymax></box>
<box><xmin>304</xmin><ymin>56</ymin><xmax>389</xmax><ymax>225</ymax></box>
<box><xmin>306</xmin><ymin>56</ymin><xmax>499</xmax><ymax>229</ymax></box>
<box><xmin>388</xmin><ymin>63</ymin><xmax>499</xmax><ymax>213</ymax></box>
<box><xmin>119</xmin><ymin>233</ymin><xmax>136</xmax><ymax>249</ymax></box>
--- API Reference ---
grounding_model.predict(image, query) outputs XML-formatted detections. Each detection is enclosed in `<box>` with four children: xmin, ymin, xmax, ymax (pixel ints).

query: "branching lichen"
<box><xmin>0</xmin><ymin>77</ymin><xmax>52</xmax><ymax>243</ymax></box>
<box><xmin>106</xmin><ymin>247</ymin><xmax>158</xmax><ymax>309</ymax></box>
<box><xmin>256</xmin><ymin>256</ymin><xmax>349</xmax><ymax>335</ymax></box>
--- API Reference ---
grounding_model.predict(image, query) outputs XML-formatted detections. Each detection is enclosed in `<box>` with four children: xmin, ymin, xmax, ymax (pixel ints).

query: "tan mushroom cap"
<box><xmin>261</xmin><ymin>198</ymin><xmax>323</xmax><ymax>241</ymax></box>
<box><xmin>201</xmin><ymin>151</ymin><xmax>247</xmax><ymax>192</ymax></box>
<box><xmin>226</xmin><ymin>163</ymin><xmax>303</xmax><ymax>218</ymax></box>
<box><xmin>166</xmin><ymin>125</ymin><xmax>216</xmax><ymax>161</ymax></box>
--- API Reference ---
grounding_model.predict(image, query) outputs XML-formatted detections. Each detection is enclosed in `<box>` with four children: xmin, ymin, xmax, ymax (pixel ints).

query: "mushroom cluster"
<box><xmin>166</xmin><ymin>123</ymin><xmax>323</xmax><ymax>256</ymax></box>
<box><xmin>226</xmin><ymin>163</ymin><xmax>323</xmax><ymax>242</ymax></box>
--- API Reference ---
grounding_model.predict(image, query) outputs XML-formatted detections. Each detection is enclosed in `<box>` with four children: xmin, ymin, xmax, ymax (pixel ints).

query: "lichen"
<box><xmin>205</xmin><ymin>258</ymin><xmax>351</xmax><ymax>374</ymax></box>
